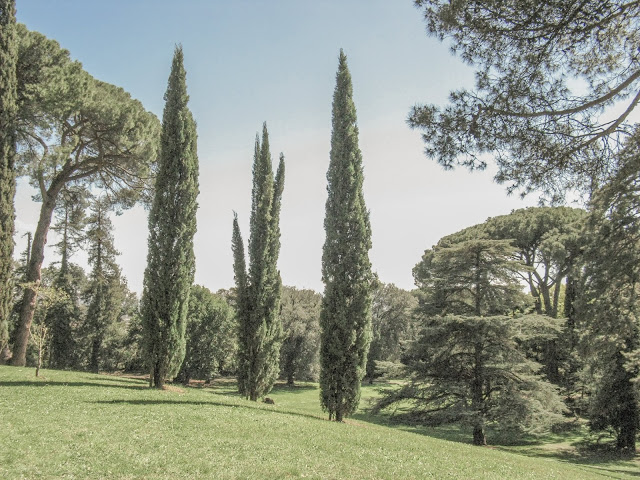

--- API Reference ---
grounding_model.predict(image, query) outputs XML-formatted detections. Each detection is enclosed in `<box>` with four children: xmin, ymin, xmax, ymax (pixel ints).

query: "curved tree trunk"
<box><xmin>10</xmin><ymin>186</ymin><xmax>61</xmax><ymax>366</ymax></box>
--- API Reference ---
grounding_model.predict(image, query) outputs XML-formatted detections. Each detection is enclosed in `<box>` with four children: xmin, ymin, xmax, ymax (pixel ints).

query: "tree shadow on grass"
<box><xmin>355</xmin><ymin>407</ymin><xmax>640</xmax><ymax>475</ymax></box>
<box><xmin>494</xmin><ymin>441</ymin><xmax>640</xmax><ymax>477</ymax></box>
<box><xmin>0</xmin><ymin>379</ymin><xmax>147</xmax><ymax>390</ymax></box>
<box><xmin>93</xmin><ymin>397</ymin><xmax>328</xmax><ymax>423</ymax></box>
<box><xmin>270</xmin><ymin>382</ymin><xmax>318</xmax><ymax>394</ymax></box>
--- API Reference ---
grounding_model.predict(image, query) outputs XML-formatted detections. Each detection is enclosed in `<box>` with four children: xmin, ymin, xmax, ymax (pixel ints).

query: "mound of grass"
<box><xmin>0</xmin><ymin>366</ymin><xmax>637</xmax><ymax>479</ymax></box>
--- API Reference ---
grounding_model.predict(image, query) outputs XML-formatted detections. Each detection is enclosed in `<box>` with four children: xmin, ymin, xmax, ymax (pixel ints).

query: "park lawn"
<box><xmin>0</xmin><ymin>365</ymin><xmax>638</xmax><ymax>479</ymax></box>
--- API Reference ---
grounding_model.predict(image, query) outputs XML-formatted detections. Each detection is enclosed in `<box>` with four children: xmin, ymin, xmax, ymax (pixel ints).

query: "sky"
<box><xmin>14</xmin><ymin>0</ymin><xmax>541</xmax><ymax>295</ymax></box>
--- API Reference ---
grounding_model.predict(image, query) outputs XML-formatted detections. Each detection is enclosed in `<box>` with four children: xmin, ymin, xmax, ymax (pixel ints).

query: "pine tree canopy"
<box><xmin>410</xmin><ymin>0</ymin><xmax>640</xmax><ymax>202</ymax></box>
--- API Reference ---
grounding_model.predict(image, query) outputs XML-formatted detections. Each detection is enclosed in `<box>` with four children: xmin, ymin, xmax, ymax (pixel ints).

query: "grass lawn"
<box><xmin>1</xmin><ymin>365</ymin><xmax>638</xmax><ymax>479</ymax></box>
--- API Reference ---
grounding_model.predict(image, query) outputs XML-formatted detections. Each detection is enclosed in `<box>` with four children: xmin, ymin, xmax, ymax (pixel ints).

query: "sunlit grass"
<box><xmin>1</xmin><ymin>366</ymin><xmax>637</xmax><ymax>479</ymax></box>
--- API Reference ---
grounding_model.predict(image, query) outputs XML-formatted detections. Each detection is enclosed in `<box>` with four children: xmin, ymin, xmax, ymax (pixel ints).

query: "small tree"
<box><xmin>177</xmin><ymin>285</ymin><xmax>236</xmax><ymax>384</ymax></box>
<box><xmin>365</xmin><ymin>283</ymin><xmax>418</xmax><ymax>384</ymax></box>
<box><xmin>320</xmin><ymin>50</ymin><xmax>374</xmax><ymax>421</ymax></box>
<box><xmin>279</xmin><ymin>286</ymin><xmax>322</xmax><ymax>385</ymax></box>
<box><xmin>233</xmin><ymin>123</ymin><xmax>285</xmax><ymax>401</ymax></box>
<box><xmin>141</xmin><ymin>46</ymin><xmax>199</xmax><ymax>388</ymax></box>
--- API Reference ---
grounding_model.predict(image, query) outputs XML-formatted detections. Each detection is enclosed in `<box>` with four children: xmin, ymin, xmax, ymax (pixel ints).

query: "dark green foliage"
<box><xmin>402</xmin><ymin>225</ymin><xmax>565</xmax><ymax>444</ymax></box>
<box><xmin>279</xmin><ymin>286</ymin><xmax>322</xmax><ymax>385</ymax></box>
<box><xmin>176</xmin><ymin>285</ymin><xmax>236</xmax><ymax>383</ymax></box>
<box><xmin>0</xmin><ymin>0</ymin><xmax>17</xmax><ymax>351</ymax></box>
<box><xmin>233</xmin><ymin>124</ymin><xmax>285</xmax><ymax>401</ymax></box>
<box><xmin>373</xmin><ymin>315</ymin><xmax>565</xmax><ymax>445</ymax></box>
<box><xmin>413</xmin><ymin>231</ymin><xmax>528</xmax><ymax>317</ymax></box>
<box><xmin>141</xmin><ymin>46</ymin><xmax>199</xmax><ymax>388</ymax></box>
<box><xmin>365</xmin><ymin>283</ymin><xmax>419</xmax><ymax>383</ymax></box>
<box><xmin>45</xmin><ymin>188</ymin><xmax>88</xmax><ymax>369</ymax></box>
<box><xmin>44</xmin><ymin>266</ymin><xmax>79</xmax><ymax>369</ymax></box>
<box><xmin>11</xmin><ymin>24</ymin><xmax>160</xmax><ymax>366</ymax></box>
<box><xmin>484</xmin><ymin>207</ymin><xmax>587</xmax><ymax>384</ymax></box>
<box><xmin>410</xmin><ymin>0</ymin><xmax>640</xmax><ymax>202</ymax></box>
<box><xmin>485</xmin><ymin>207</ymin><xmax>587</xmax><ymax>318</ymax></box>
<box><xmin>578</xmin><ymin>131</ymin><xmax>640</xmax><ymax>452</ymax></box>
<box><xmin>320</xmin><ymin>50</ymin><xmax>373</xmax><ymax>421</ymax></box>
<box><xmin>83</xmin><ymin>197</ymin><xmax>126</xmax><ymax>374</ymax></box>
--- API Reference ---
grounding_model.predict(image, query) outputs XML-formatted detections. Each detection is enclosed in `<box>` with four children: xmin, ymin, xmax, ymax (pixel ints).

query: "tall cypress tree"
<box><xmin>0</xmin><ymin>0</ymin><xmax>17</xmax><ymax>351</ymax></box>
<box><xmin>320</xmin><ymin>50</ymin><xmax>373</xmax><ymax>422</ymax></box>
<box><xmin>233</xmin><ymin>123</ymin><xmax>285</xmax><ymax>401</ymax></box>
<box><xmin>141</xmin><ymin>46</ymin><xmax>199</xmax><ymax>388</ymax></box>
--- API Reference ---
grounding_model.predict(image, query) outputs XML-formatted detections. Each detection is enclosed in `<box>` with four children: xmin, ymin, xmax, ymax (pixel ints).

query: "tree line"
<box><xmin>1</xmin><ymin>0</ymin><xmax>640</xmax><ymax>453</ymax></box>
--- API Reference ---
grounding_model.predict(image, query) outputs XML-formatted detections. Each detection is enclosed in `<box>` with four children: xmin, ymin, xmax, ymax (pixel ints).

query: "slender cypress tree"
<box><xmin>141</xmin><ymin>46</ymin><xmax>199</xmax><ymax>388</ymax></box>
<box><xmin>0</xmin><ymin>0</ymin><xmax>17</xmax><ymax>351</ymax></box>
<box><xmin>233</xmin><ymin>123</ymin><xmax>285</xmax><ymax>401</ymax></box>
<box><xmin>320</xmin><ymin>50</ymin><xmax>373</xmax><ymax>421</ymax></box>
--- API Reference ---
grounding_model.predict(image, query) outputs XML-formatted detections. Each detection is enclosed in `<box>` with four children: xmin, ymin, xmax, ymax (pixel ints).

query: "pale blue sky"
<box><xmin>14</xmin><ymin>1</ymin><xmax>539</xmax><ymax>294</ymax></box>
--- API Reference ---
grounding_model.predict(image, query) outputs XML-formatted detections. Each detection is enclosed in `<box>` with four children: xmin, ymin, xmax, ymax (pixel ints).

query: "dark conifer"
<box><xmin>141</xmin><ymin>46</ymin><xmax>199</xmax><ymax>388</ymax></box>
<box><xmin>0</xmin><ymin>0</ymin><xmax>17</xmax><ymax>350</ymax></box>
<box><xmin>320</xmin><ymin>50</ymin><xmax>373</xmax><ymax>421</ymax></box>
<box><xmin>233</xmin><ymin>124</ymin><xmax>285</xmax><ymax>401</ymax></box>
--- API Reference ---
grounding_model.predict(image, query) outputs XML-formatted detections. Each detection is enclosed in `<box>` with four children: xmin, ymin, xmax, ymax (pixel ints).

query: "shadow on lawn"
<box><xmin>93</xmin><ymin>397</ymin><xmax>328</xmax><ymax>423</ymax></box>
<box><xmin>352</xmin><ymin>406</ymin><xmax>640</xmax><ymax>473</ymax></box>
<box><xmin>270</xmin><ymin>383</ymin><xmax>317</xmax><ymax>394</ymax></box>
<box><xmin>495</xmin><ymin>442</ymin><xmax>640</xmax><ymax>476</ymax></box>
<box><xmin>0</xmin><ymin>379</ymin><xmax>146</xmax><ymax>390</ymax></box>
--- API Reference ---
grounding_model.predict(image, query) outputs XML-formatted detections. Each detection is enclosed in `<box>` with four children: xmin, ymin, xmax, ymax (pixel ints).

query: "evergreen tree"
<box><xmin>176</xmin><ymin>285</ymin><xmax>236</xmax><ymax>384</ymax></box>
<box><xmin>377</xmin><ymin>226</ymin><xmax>565</xmax><ymax>445</ymax></box>
<box><xmin>141</xmin><ymin>46</ymin><xmax>199</xmax><ymax>388</ymax></box>
<box><xmin>320</xmin><ymin>50</ymin><xmax>373</xmax><ymax>422</ymax></box>
<box><xmin>83</xmin><ymin>197</ymin><xmax>124</xmax><ymax>374</ymax></box>
<box><xmin>578</xmin><ymin>132</ymin><xmax>640</xmax><ymax>452</ymax></box>
<box><xmin>410</xmin><ymin>0</ymin><xmax>640</xmax><ymax>202</ymax></box>
<box><xmin>233</xmin><ymin>123</ymin><xmax>285</xmax><ymax>401</ymax></box>
<box><xmin>279</xmin><ymin>286</ymin><xmax>322</xmax><ymax>385</ymax></box>
<box><xmin>365</xmin><ymin>283</ymin><xmax>418</xmax><ymax>384</ymax></box>
<box><xmin>233</xmin><ymin>126</ymin><xmax>285</xmax><ymax>400</ymax></box>
<box><xmin>0</xmin><ymin>0</ymin><xmax>17</xmax><ymax>351</ymax></box>
<box><xmin>45</xmin><ymin>187</ymin><xmax>87</xmax><ymax>369</ymax></box>
<box><xmin>11</xmin><ymin>25</ymin><xmax>159</xmax><ymax>366</ymax></box>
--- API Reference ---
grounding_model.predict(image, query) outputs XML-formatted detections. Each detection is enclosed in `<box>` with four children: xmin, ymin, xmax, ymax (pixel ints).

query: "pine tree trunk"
<box><xmin>473</xmin><ymin>425</ymin><xmax>486</xmax><ymax>446</ymax></box>
<box><xmin>471</xmin><ymin>341</ymin><xmax>486</xmax><ymax>445</ymax></box>
<box><xmin>11</xmin><ymin>189</ymin><xmax>60</xmax><ymax>366</ymax></box>
<box><xmin>90</xmin><ymin>335</ymin><xmax>101</xmax><ymax>374</ymax></box>
<box><xmin>544</xmin><ymin>340</ymin><xmax>560</xmax><ymax>383</ymax></box>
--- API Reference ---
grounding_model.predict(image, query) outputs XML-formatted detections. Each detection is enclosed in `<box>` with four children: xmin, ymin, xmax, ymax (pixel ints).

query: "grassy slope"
<box><xmin>0</xmin><ymin>366</ymin><xmax>637</xmax><ymax>479</ymax></box>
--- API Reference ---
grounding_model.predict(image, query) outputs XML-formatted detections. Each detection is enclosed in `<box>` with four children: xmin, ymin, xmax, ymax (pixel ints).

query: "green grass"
<box><xmin>1</xmin><ymin>366</ymin><xmax>638</xmax><ymax>479</ymax></box>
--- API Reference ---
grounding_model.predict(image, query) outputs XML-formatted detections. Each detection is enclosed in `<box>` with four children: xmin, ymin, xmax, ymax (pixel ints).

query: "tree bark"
<box><xmin>11</xmin><ymin>182</ymin><xmax>62</xmax><ymax>366</ymax></box>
